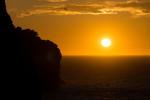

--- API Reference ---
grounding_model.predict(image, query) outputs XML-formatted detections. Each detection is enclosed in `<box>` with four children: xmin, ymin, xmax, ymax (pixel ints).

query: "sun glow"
<box><xmin>101</xmin><ymin>38</ymin><xmax>112</xmax><ymax>48</ymax></box>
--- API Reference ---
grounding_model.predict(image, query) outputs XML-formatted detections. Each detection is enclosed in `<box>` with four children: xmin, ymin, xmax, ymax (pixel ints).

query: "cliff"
<box><xmin>1</xmin><ymin>0</ymin><xmax>62</xmax><ymax>100</ymax></box>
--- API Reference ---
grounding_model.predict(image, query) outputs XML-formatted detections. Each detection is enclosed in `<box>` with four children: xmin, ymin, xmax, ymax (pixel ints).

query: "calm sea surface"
<box><xmin>45</xmin><ymin>56</ymin><xmax>150</xmax><ymax>100</ymax></box>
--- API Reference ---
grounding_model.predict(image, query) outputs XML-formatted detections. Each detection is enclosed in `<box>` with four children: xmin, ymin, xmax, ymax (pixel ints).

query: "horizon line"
<box><xmin>62</xmin><ymin>54</ymin><xmax>150</xmax><ymax>57</ymax></box>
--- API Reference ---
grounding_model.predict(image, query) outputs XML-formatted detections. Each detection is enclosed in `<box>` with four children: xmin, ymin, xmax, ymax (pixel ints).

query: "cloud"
<box><xmin>38</xmin><ymin>0</ymin><xmax>67</xmax><ymax>3</ymax></box>
<box><xmin>17</xmin><ymin>0</ymin><xmax>150</xmax><ymax>17</ymax></box>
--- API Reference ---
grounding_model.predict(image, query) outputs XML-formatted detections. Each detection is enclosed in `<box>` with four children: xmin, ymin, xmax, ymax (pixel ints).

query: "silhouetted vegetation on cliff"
<box><xmin>1</xmin><ymin>0</ymin><xmax>62</xmax><ymax>100</ymax></box>
<box><xmin>15</xmin><ymin>27</ymin><xmax>62</xmax><ymax>90</ymax></box>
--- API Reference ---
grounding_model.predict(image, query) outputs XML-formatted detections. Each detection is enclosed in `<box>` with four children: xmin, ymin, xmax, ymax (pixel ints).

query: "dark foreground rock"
<box><xmin>1</xmin><ymin>0</ymin><xmax>62</xmax><ymax>100</ymax></box>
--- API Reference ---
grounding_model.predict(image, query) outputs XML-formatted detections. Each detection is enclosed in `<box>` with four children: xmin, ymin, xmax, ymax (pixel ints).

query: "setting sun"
<box><xmin>101</xmin><ymin>38</ymin><xmax>112</xmax><ymax>48</ymax></box>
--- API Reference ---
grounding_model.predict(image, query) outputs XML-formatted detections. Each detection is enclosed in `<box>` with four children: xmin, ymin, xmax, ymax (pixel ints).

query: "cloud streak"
<box><xmin>38</xmin><ymin>0</ymin><xmax>68</xmax><ymax>3</ymax></box>
<box><xmin>17</xmin><ymin>0</ymin><xmax>150</xmax><ymax>17</ymax></box>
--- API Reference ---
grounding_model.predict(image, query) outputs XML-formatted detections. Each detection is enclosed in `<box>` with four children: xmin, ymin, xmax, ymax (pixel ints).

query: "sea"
<box><xmin>44</xmin><ymin>56</ymin><xmax>150</xmax><ymax>100</ymax></box>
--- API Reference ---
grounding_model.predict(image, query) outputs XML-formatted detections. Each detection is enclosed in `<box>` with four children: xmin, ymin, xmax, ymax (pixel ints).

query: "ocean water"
<box><xmin>44</xmin><ymin>56</ymin><xmax>150</xmax><ymax>100</ymax></box>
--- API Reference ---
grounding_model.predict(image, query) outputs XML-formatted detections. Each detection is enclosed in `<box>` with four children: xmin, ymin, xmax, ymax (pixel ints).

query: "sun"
<box><xmin>101</xmin><ymin>38</ymin><xmax>112</xmax><ymax>48</ymax></box>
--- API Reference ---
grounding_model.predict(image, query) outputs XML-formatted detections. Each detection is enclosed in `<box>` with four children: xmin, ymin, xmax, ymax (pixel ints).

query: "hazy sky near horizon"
<box><xmin>7</xmin><ymin>0</ymin><xmax>150</xmax><ymax>55</ymax></box>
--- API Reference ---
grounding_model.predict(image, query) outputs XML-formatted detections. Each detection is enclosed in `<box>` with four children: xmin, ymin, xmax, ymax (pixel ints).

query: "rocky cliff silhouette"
<box><xmin>1</xmin><ymin>0</ymin><xmax>62</xmax><ymax>100</ymax></box>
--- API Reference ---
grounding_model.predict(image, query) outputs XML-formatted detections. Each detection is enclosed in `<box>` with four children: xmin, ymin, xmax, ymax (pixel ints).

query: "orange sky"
<box><xmin>7</xmin><ymin>0</ymin><xmax>150</xmax><ymax>56</ymax></box>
